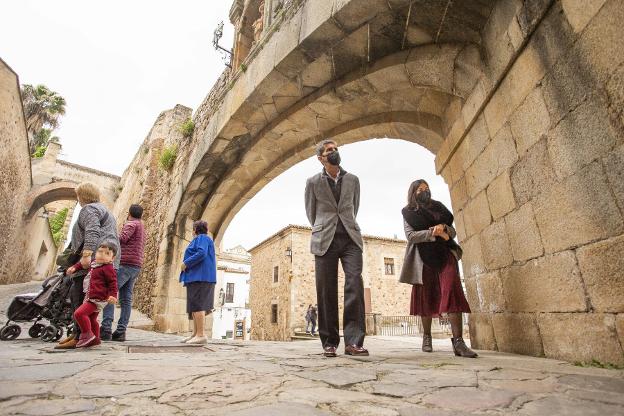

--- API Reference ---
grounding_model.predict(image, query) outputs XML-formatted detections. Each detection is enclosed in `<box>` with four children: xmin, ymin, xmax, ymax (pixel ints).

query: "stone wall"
<box><xmin>249</xmin><ymin>225</ymin><xmax>411</xmax><ymax>341</ymax></box>
<box><xmin>436</xmin><ymin>0</ymin><xmax>624</xmax><ymax>364</ymax></box>
<box><xmin>0</xmin><ymin>59</ymin><xmax>33</xmax><ymax>284</ymax></box>
<box><xmin>113</xmin><ymin>105</ymin><xmax>193</xmax><ymax>326</ymax></box>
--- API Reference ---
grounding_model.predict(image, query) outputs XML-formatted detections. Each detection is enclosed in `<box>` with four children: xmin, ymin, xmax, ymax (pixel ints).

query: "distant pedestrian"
<box><xmin>179</xmin><ymin>220</ymin><xmax>217</xmax><ymax>344</ymax></box>
<box><xmin>101</xmin><ymin>204</ymin><xmax>146</xmax><ymax>342</ymax></box>
<box><xmin>309</xmin><ymin>304</ymin><xmax>317</xmax><ymax>335</ymax></box>
<box><xmin>305</xmin><ymin>139</ymin><xmax>368</xmax><ymax>357</ymax></box>
<box><xmin>400</xmin><ymin>179</ymin><xmax>477</xmax><ymax>358</ymax></box>
<box><xmin>305</xmin><ymin>304</ymin><xmax>317</xmax><ymax>335</ymax></box>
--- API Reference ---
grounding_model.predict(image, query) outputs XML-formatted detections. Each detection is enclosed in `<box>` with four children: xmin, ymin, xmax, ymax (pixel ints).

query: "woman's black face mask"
<box><xmin>416</xmin><ymin>189</ymin><xmax>431</xmax><ymax>202</ymax></box>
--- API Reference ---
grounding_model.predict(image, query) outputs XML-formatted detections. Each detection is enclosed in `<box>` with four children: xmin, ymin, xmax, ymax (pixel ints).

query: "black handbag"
<box><xmin>56</xmin><ymin>243</ymin><xmax>83</xmax><ymax>268</ymax></box>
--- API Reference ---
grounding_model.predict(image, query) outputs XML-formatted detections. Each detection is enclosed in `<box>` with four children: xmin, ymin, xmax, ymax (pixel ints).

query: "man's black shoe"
<box><xmin>111</xmin><ymin>331</ymin><xmax>126</xmax><ymax>342</ymax></box>
<box><xmin>100</xmin><ymin>331</ymin><xmax>112</xmax><ymax>341</ymax></box>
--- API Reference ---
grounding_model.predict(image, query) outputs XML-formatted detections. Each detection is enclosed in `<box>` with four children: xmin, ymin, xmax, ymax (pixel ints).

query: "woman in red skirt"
<box><xmin>399</xmin><ymin>179</ymin><xmax>477</xmax><ymax>358</ymax></box>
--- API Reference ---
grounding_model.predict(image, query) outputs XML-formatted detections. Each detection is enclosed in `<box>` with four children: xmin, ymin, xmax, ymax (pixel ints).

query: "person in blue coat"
<box><xmin>179</xmin><ymin>220</ymin><xmax>216</xmax><ymax>344</ymax></box>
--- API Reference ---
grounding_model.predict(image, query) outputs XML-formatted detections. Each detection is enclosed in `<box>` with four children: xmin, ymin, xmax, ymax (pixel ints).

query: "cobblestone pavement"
<box><xmin>1</xmin><ymin>282</ymin><xmax>623</xmax><ymax>415</ymax></box>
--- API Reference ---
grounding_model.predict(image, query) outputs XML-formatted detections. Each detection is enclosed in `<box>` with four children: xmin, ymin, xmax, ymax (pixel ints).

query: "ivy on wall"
<box><xmin>49</xmin><ymin>207</ymin><xmax>68</xmax><ymax>246</ymax></box>
<box><xmin>159</xmin><ymin>144</ymin><xmax>178</xmax><ymax>172</ymax></box>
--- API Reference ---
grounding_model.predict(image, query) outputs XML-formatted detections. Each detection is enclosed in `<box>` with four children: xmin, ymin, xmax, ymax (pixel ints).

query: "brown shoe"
<box><xmin>451</xmin><ymin>337</ymin><xmax>478</xmax><ymax>358</ymax></box>
<box><xmin>58</xmin><ymin>334</ymin><xmax>75</xmax><ymax>345</ymax></box>
<box><xmin>345</xmin><ymin>344</ymin><xmax>369</xmax><ymax>356</ymax></box>
<box><xmin>323</xmin><ymin>346</ymin><xmax>337</xmax><ymax>357</ymax></box>
<box><xmin>54</xmin><ymin>339</ymin><xmax>78</xmax><ymax>349</ymax></box>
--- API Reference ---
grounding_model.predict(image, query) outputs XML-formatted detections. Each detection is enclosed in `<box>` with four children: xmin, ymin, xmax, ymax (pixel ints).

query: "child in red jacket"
<box><xmin>67</xmin><ymin>243</ymin><xmax>118</xmax><ymax>348</ymax></box>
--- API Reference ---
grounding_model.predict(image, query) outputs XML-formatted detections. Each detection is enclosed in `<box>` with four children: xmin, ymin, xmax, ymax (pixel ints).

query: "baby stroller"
<box><xmin>0</xmin><ymin>268</ymin><xmax>76</xmax><ymax>342</ymax></box>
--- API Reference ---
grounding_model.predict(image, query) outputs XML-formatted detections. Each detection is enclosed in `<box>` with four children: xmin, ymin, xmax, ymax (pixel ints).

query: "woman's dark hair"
<box><xmin>407</xmin><ymin>179</ymin><xmax>429</xmax><ymax>209</ymax></box>
<box><xmin>193</xmin><ymin>220</ymin><xmax>208</xmax><ymax>235</ymax></box>
<box><xmin>129</xmin><ymin>204</ymin><xmax>143</xmax><ymax>219</ymax></box>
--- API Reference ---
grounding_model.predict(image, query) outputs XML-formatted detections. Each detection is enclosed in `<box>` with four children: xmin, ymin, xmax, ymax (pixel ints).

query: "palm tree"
<box><xmin>21</xmin><ymin>84</ymin><xmax>66</xmax><ymax>153</ymax></box>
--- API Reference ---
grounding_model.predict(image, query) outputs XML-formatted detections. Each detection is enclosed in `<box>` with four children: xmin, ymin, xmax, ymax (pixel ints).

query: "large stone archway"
<box><xmin>128</xmin><ymin>0</ymin><xmax>624</xmax><ymax>365</ymax></box>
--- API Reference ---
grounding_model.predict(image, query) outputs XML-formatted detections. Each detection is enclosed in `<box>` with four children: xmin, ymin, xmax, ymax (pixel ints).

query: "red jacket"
<box><xmin>119</xmin><ymin>219</ymin><xmax>145</xmax><ymax>267</ymax></box>
<box><xmin>73</xmin><ymin>262</ymin><xmax>118</xmax><ymax>301</ymax></box>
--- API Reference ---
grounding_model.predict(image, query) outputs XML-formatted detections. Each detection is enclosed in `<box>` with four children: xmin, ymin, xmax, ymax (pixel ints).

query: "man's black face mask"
<box><xmin>327</xmin><ymin>150</ymin><xmax>341</xmax><ymax>166</ymax></box>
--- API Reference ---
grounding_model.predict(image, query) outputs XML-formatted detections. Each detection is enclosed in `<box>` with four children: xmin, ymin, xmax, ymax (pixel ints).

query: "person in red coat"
<box><xmin>67</xmin><ymin>243</ymin><xmax>118</xmax><ymax>348</ymax></box>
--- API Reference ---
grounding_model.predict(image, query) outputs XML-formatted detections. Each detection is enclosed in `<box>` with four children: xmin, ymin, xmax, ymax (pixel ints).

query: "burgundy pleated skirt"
<box><xmin>410</xmin><ymin>249</ymin><xmax>471</xmax><ymax>317</ymax></box>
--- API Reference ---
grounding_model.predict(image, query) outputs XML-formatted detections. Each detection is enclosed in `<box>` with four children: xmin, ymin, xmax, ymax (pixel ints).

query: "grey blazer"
<box><xmin>304</xmin><ymin>171</ymin><xmax>364</xmax><ymax>256</ymax></box>
<box><xmin>399</xmin><ymin>220</ymin><xmax>460</xmax><ymax>285</ymax></box>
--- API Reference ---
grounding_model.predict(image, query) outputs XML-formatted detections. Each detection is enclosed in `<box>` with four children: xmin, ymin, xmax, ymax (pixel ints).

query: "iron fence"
<box><xmin>366</xmin><ymin>313</ymin><xmax>423</xmax><ymax>336</ymax></box>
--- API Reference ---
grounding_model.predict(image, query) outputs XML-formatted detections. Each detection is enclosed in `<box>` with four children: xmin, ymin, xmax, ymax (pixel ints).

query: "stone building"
<box><xmin>213</xmin><ymin>245</ymin><xmax>252</xmax><ymax>340</ymax></box>
<box><xmin>248</xmin><ymin>225</ymin><xmax>411</xmax><ymax>341</ymax></box>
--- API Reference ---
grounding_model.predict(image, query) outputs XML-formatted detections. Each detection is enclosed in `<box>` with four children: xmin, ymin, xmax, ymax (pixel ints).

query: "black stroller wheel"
<box><xmin>29</xmin><ymin>323</ymin><xmax>46</xmax><ymax>338</ymax></box>
<box><xmin>0</xmin><ymin>324</ymin><xmax>21</xmax><ymax>340</ymax></box>
<box><xmin>53</xmin><ymin>327</ymin><xmax>63</xmax><ymax>341</ymax></box>
<box><xmin>41</xmin><ymin>325</ymin><xmax>60</xmax><ymax>342</ymax></box>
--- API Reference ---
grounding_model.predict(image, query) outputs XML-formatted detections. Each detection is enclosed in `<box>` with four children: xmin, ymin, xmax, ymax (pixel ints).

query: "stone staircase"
<box><xmin>291</xmin><ymin>330</ymin><xmax>320</xmax><ymax>341</ymax></box>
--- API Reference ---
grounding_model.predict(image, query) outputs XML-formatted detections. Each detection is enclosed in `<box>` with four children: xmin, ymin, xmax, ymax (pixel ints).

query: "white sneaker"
<box><xmin>180</xmin><ymin>334</ymin><xmax>195</xmax><ymax>343</ymax></box>
<box><xmin>185</xmin><ymin>336</ymin><xmax>207</xmax><ymax>344</ymax></box>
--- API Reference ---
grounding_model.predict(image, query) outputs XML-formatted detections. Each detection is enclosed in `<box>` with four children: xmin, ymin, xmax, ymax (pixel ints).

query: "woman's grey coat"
<box><xmin>399</xmin><ymin>220</ymin><xmax>460</xmax><ymax>285</ymax></box>
<box><xmin>70</xmin><ymin>202</ymin><xmax>121</xmax><ymax>269</ymax></box>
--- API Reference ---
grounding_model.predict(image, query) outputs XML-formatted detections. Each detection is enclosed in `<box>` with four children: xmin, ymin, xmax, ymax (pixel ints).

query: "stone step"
<box><xmin>291</xmin><ymin>335</ymin><xmax>317</xmax><ymax>341</ymax></box>
<box><xmin>294</xmin><ymin>331</ymin><xmax>319</xmax><ymax>337</ymax></box>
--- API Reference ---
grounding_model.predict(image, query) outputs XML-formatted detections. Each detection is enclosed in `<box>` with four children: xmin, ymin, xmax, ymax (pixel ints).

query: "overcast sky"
<box><xmin>1</xmin><ymin>1</ymin><xmax>451</xmax><ymax>251</ymax></box>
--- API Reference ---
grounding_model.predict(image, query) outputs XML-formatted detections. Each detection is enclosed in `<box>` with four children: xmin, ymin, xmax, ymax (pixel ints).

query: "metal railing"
<box><xmin>366</xmin><ymin>313</ymin><xmax>423</xmax><ymax>336</ymax></box>
<box><xmin>365</xmin><ymin>313</ymin><xmax>466</xmax><ymax>337</ymax></box>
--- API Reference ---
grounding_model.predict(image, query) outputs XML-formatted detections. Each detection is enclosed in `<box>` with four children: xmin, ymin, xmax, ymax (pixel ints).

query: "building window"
<box><xmin>273</xmin><ymin>266</ymin><xmax>279</xmax><ymax>283</ymax></box>
<box><xmin>384</xmin><ymin>258</ymin><xmax>395</xmax><ymax>275</ymax></box>
<box><xmin>271</xmin><ymin>304</ymin><xmax>278</xmax><ymax>324</ymax></box>
<box><xmin>225</xmin><ymin>283</ymin><xmax>235</xmax><ymax>303</ymax></box>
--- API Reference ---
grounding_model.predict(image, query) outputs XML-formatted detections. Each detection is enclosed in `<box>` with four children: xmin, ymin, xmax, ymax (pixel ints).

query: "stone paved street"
<box><xmin>1</xmin><ymin>283</ymin><xmax>624</xmax><ymax>415</ymax></box>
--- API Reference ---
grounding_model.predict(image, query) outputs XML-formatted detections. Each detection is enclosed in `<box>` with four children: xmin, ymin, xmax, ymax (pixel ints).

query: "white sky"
<box><xmin>1</xmin><ymin>1</ymin><xmax>451</xmax><ymax>251</ymax></box>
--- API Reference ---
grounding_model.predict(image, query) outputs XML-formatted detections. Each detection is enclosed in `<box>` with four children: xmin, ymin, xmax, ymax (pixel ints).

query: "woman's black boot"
<box><xmin>422</xmin><ymin>334</ymin><xmax>433</xmax><ymax>352</ymax></box>
<box><xmin>451</xmin><ymin>337</ymin><xmax>478</xmax><ymax>358</ymax></box>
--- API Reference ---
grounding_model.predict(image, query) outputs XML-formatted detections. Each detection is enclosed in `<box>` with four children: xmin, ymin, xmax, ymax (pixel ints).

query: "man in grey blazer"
<box><xmin>304</xmin><ymin>139</ymin><xmax>368</xmax><ymax>357</ymax></box>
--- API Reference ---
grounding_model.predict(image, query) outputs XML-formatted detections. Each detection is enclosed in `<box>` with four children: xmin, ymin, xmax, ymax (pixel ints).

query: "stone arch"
<box><xmin>210</xmin><ymin>112</ymin><xmax>441</xmax><ymax>243</ymax></box>
<box><xmin>24</xmin><ymin>181</ymin><xmax>78</xmax><ymax>219</ymax></box>
<box><xmin>176</xmin><ymin>43</ymin><xmax>483</xmax><ymax>245</ymax></box>
<box><xmin>151</xmin><ymin>0</ymin><xmax>500</xmax><ymax>333</ymax></box>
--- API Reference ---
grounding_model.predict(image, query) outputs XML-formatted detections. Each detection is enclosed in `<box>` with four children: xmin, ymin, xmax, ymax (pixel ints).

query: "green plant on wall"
<box><xmin>32</xmin><ymin>145</ymin><xmax>47</xmax><ymax>158</ymax></box>
<box><xmin>179</xmin><ymin>118</ymin><xmax>195</xmax><ymax>138</ymax></box>
<box><xmin>159</xmin><ymin>144</ymin><xmax>178</xmax><ymax>172</ymax></box>
<box><xmin>49</xmin><ymin>207</ymin><xmax>69</xmax><ymax>246</ymax></box>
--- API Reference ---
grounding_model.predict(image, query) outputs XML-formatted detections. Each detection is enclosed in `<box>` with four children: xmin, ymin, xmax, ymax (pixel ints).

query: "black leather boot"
<box><xmin>111</xmin><ymin>331</ymin><xmax>126</xmax><ymax>342</ymax></box>
<box><xmin>451</xmin><ymin>337</ymin><xmax>478</xmax><ymax>358</ymax></box>
<box><xmin>422</xmin><ymin>334</ymin><xmax>433</xmax><ymax>352</ymax></box>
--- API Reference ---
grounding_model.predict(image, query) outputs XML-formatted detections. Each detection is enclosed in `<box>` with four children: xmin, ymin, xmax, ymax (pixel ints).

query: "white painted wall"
<box><xmin>212</xmin><ymin>254</ymin><xmax>252</xmax><ymax>340</ymax></box>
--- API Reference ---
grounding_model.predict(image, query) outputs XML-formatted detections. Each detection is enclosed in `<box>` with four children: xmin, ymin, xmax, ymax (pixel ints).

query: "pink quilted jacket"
<box><xmin>119</xmin><ymin>219</ymin><xmax>145</xmax><ymax>267</ymax></box>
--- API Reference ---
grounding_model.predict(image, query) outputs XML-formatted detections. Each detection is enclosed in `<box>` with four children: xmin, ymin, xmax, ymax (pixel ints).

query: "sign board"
<box><xmin>234</xmin><ymin>319</ymin><xmax>245</xmax><ymax>340</ymax></box>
